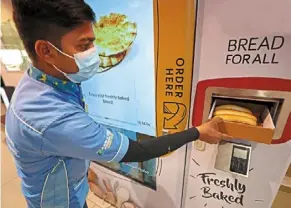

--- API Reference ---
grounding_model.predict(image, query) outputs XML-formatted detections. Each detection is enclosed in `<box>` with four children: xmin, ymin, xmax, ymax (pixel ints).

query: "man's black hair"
<box><xmin>12</xmin><ymin>0</ymin><xmax>96</xmax><ymax>59</ymax></box>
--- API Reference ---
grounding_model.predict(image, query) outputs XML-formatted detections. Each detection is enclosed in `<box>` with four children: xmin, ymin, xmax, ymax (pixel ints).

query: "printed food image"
<box><xmin>213</xmin><ymin>105</ymin><xmax>258</xmax><ymax>126</ymax></box>
<box><xmin>94</xmin><ymin>13</ymin><xmax>137</xmax><ymax>72</ymax></box>
<box><xmin>88</xmin><ymin>168</ymin><xmax>139</xmax><ymax>208</ymax></box>
<box><xmin>88</xmin><ymin>168</ymin><xmax>98</xmax><ymax>183</ymax></box>
<box><xmin>99</xmin><ymin>51</ymin><xmax>127</xmax><ymax>70</ymax></box>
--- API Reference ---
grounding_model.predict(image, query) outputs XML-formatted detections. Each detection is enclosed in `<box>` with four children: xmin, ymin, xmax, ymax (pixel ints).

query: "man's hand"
<box><xmin>196</xmin><ymin>117</ymin><xmax>233</xmax><ymax>144</ymax></box>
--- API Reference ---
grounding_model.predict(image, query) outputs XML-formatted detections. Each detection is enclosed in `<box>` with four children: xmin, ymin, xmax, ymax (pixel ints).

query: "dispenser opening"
<box><xmin>209</xmin><ymin>94</ymin><xmax>284</xmax><ymax>128</ymax></box>
<box><xmin>207</xmin><ymin>94</ymin><xmax>284</xmax><ymax>143</ymax></box>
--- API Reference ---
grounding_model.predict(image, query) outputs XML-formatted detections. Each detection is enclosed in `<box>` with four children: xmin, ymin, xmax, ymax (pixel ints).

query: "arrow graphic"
<box><xmin>163</xmin><ymin>102</ymin><xmax>187</xmax><ymax>129</ymax></box>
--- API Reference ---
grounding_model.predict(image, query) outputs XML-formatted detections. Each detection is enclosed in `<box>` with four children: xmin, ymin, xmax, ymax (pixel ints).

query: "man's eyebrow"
<box><xmin>78</xmin><ymin>37</ymin><xmax>96</xmax><ymax>42</ymax></box>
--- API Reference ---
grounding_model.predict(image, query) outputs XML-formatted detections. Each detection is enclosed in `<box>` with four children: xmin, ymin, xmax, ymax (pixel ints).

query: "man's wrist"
<box><xmin>185</xmin><ymin>127</ymin><xmax>200</xmax><ymax>142</ymax></box>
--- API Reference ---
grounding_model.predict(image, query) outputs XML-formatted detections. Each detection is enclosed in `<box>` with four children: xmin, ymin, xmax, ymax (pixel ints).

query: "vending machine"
<box><xmin>82</xmin><ymin>0</ymin><xmax>196</xmax><ymax>208</ymax></box>
<box><xmin>183</xmin><ymin>0</ymin><xmax>291</xmax><ymax>208</ymax></box>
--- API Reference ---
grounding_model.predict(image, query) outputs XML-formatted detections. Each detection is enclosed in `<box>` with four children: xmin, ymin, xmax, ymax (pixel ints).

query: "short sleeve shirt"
<box><xmin>5</xmin><ymin>66</ymin><xmax>129</xmax><ymax>207</ymax></box>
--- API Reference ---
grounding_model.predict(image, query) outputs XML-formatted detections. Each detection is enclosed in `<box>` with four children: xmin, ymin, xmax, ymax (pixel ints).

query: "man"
<box><xmin>6</xmin><ymin>0</ymin><xmax>232</xmax><ymax>207</ymax></box>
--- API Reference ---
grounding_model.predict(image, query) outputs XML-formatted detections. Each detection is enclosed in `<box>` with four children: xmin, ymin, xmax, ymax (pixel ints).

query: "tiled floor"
<box><xmin>1</xmin><ymin>104</ymin><xmax>290</xmax><ymax>208</ymax></box>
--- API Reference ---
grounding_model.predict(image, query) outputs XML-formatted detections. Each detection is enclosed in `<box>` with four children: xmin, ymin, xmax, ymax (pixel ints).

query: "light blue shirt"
<box><xmin>5</xmin><ymin>66</ymin><xmax>129</xmax><ymax>208</ymax></box>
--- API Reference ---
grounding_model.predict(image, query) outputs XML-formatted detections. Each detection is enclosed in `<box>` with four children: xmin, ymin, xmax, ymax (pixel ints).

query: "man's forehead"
<box><xmin>63</xmin><ymin>22</ymin><xmax>95</xmax><ymax>41</ymax></box>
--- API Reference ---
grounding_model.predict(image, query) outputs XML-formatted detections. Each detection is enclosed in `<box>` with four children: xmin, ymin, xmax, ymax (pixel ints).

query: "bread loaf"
<box><xmin>214</xmin><ymin>105</ymin><xmax>257</xmax><ymax>126</ymax></box>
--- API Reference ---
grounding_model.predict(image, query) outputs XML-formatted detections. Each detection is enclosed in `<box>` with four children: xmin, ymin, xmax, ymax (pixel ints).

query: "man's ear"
<box><xmin>35</xmin><ymin>40</ymin><xmax>57</xmax><ymax>64</ymax></box>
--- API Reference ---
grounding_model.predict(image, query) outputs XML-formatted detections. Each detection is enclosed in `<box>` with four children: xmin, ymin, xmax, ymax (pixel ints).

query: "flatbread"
<box><xmin>94</xmin><ymin>13</ymin><xmax>137</xmax><ymax>56</ymax></box>
<box><xmin>99</xmin><ymin>51</ymin><xmax>127</xmax><ymax>68</ymax></box>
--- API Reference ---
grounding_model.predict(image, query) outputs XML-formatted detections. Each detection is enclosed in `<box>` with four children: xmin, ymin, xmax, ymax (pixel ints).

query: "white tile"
<box><xmin>1</xmin><ymin>123</ymin><xmax>6</xmax><ymax>142</ymax></box>
<box><xmin>1</xmin><ymin>177</ymin><xmax>26</xmax><ymax>208</ymax></box>
<box><xmin>273</xmin><ymin>188</ymin><xmax>291</xmax><ymax>208</ymax></box>
<box><xmin>88</xmin><ymin>193</ymin><xmax>103</xmax><ymax>204</ymax></box>
<box><xmin>89</xmin><ymin>197</ymin><xmax>102</xmax><ymax>205</ymax></box>
<box><xmin>87</xmin><ymin>191</ymin><xmax>94</xmax><ymax>198</ymax></box>
<box><xmin>93</xmin><ymin>204</ymin><xmax>113</xmax><ymax>208</ymax></box>
<box><xmin>86</xmin><ymin>199</ymin><xmax>96</xmax><ymax>208</ymax></box>
<box><xmin>1</xmin><ymin>141</ymin><xmax>18</xmax><ymax>185</ymax></box>
<box><xmin>88</xmin><ymin>195</ymin><xmax>112</xmax><ymax>208</ymax></box>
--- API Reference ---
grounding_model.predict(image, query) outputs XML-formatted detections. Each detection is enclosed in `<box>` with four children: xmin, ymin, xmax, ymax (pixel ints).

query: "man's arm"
<box><xmin>121</xmin><ymin>117</ymin><xmax>232</xmax><ymax>162</ymax></box>
<box><xmin>43</xmin><ymin>109</ymin><xmax>230</xmax><ymax>163</ymax></box>
<box><xmin>121</xmin><ymin>128</ymin><xmax>199</xmax><ymax>162</ymax></box>
<box><xmin>43</xmin><ymin>109</ymin><xmax>198</xmax><ymax>162</ymax></box>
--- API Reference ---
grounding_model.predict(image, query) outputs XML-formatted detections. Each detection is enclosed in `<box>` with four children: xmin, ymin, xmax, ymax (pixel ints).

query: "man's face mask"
<box><xmin>48</xmin><ymin>42</ymin><xmax>100</xmax><ymax>83</ymax></box>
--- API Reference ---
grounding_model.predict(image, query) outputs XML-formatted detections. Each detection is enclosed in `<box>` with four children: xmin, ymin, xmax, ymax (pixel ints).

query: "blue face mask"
<box><xmin>48</xmin><ymin>42</ymin><xmax>100</xmax><ymax>83</ymax></box>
